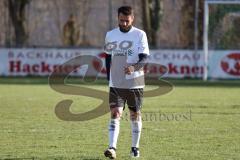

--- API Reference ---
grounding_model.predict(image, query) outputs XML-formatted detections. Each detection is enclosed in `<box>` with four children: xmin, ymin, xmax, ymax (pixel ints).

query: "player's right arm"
<box><xmin>105</xmin><ymin>54</ymin><xmax>111</xmax><ymax>81</ymax></box>
<box><xmin>104</xmin><ymin>32</ymin><xmax>112</xmax><ymax>81</ymax></box>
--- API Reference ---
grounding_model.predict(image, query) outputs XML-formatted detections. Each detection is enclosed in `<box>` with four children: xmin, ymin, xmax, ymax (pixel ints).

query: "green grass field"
<box><xmin>0</xmin><ymin>78</ymin><xmax>240</xmax><ymax>160</ymax></box>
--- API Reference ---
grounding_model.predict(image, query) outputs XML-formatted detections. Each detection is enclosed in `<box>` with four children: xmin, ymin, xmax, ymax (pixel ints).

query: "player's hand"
<box><xmin>124</xmin><ymin>65</ymin><xmax>134</xmax><ymax>75</ymax></box>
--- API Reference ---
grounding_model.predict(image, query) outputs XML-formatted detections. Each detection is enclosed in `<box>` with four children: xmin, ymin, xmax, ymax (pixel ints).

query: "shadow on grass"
<box><xmin>168</xmin><ymin>78</ymin><xmax>240</xmax><ymax>87</ymax></box>
<box><xmin>48</xmin><ymin>156</ymin><xmax>103</xmax><ymax>160</ymax></box>
<box><xmin>0</xmin><ymin>77</ymin><xmax>240</xmax><ymax>87</ymax></box>
<box><xmin>2</xmin><ymin>156</ymin><xmax>105</xmax><ymax>160</ymax></box>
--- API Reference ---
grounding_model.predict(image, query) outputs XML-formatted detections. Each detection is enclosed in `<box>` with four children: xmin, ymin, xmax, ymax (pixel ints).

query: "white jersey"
<box><xmin>104</xmin><ymin>26</ymin><xmax>149</xmax><ymax>89</ymax></box>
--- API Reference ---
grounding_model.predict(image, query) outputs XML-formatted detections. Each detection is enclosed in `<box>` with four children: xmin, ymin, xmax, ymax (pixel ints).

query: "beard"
<box><xmin>119</xmin><ymin>25</ymin><xmax>132</xmax><ymax>33</ymax></box>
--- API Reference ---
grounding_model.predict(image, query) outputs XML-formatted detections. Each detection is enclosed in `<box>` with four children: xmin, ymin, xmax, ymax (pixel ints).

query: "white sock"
<box><xmin>108</xmin><ymin>118</ymin><xmax>120</xmax><ymax>149</ymax></box>
<box><xmin>131</xmin><ymin>120</ymin><xmax>142</xmax><ymax>148</ymax></box>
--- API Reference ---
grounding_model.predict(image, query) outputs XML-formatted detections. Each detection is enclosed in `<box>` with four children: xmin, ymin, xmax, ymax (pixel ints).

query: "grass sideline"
<box><xmin>0</xmin><ymin>77</ymin><xmax>239</xmax><ymax>159</ymax></box>
<box><xmin>1</xmin><ymin>76</ymin><xmax>240</xmax><ymax>86</ymax></box>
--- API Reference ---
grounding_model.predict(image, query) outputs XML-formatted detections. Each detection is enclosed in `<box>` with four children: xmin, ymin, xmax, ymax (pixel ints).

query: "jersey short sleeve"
<box><xmin>104</xmin><ymin>27</ymin><xmax>149</xmax><ymax>89</ymax></box>
<box><xmin>138</xmin><ymin>32</ymin><xmax>149</xmax><ymax>55</ymax></box>
<box><xmin>104</xmin><ymin>32</ymin><xmax>111</xmax><ymax>55</ymax></box>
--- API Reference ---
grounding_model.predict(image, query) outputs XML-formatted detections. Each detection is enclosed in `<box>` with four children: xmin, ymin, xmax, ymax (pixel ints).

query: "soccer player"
<box><xmin>103</xmin><ymin>6</ymin><xmax>149</xmax><ymax>159</ymax></box>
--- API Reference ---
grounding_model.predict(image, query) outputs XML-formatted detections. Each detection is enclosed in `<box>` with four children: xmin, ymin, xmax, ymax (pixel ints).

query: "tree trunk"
<box><xmin>150</xmin><ymin>0</ymin><xmax>161</xmax><ymax>47</ymax></box>
<box><xmin>8</xmin><ymin>0</ymin><xmax>30</xmax><ymax>47</ymax></box>
<box><xmin>142</xmin><ymin>0</ymin><xmax>152</xmax><ymax>45</ymax></box>
<box><xmin>142</xmin><ymin>0</ymin><xmax>161</xmax><ymax>47</ymax></box>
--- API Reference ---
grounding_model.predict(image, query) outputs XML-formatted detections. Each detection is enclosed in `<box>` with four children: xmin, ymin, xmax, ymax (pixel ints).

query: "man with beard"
<box><xmin>104</xmin><ymin>6</ymin><xmax>149</xmax><ymax>159</ymax></box>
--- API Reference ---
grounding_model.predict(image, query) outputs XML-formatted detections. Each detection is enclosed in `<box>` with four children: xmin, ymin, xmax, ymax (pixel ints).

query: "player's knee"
<box><xmin>111</xmin><ymin>107</ymin><xmax>122</xmax><ymax>119</ymax></box>
<box><xmin>130</xmin><ymin>111</ymin><xmax>141</xmax><ymax>121</ymax></box>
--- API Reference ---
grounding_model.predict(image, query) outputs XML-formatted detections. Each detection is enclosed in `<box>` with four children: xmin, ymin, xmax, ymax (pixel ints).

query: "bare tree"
<box><xmin>8</xmin><ymin>0</ymin><xmax>31</xmax><ymax>47</ymax></box>
<box><xmin>80</xmin><ymin>0</ymin><xmax>91</xmax><ymax>46</ymax></box>
<box><xmin>142</xmin><ymin>0</ymin><xmax>162</xmax><ymax>47</ymax></box>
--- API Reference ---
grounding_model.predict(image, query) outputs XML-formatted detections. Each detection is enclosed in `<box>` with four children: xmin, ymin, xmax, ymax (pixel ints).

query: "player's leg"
<box><xmin>104</xmin><ymin>107</ymin><xmax>123</xmax><ymax>159</ymax></box>
<box><xmin>108</xmin><ymin>107</ymin><xmax>123</xmax><ymax>149</ymax></box>
<box><xmin>129</xmin><ymin>110</ymin><xmax>142</xmax><ymax>158</ymax></box>
<box><xmin>127</xmin><ymin>88</ymin><xmax>143</xmax><ymax>158</ymax></box>
<box><xmin>104</xmin><ymin>87</ymin><xmax>125</xmax><ymax>159</ymax></box>
<box><xmin>130</xmin><ymin>110</ymin><xmax>142</xmax><ymax>147</ymax></box>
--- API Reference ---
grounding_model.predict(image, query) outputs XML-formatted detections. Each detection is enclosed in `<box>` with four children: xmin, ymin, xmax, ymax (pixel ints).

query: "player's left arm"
<box><xmin>133</xmin><ymin>53</ymin><xmax>148</xmax><ymax>70</ymax></box>
<box><xmin>125</xmin><ymin>31</ymin><xmax>149</xmax><ymax>74</ymax></box>
<box><xmin>124</xmin><ymin>54</ymin><xmax>148</xmax><ymax>74</ymax></box>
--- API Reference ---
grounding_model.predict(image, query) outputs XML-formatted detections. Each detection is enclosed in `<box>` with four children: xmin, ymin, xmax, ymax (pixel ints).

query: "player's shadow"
<box><xmin>82</xmin><ymin>158</ymin><xmax>101</xmax><ymax>160</ymax></box>
<box><xmin>81</xmin><ymin>158</ymin><xmax>102</xmax><ymax>160</ymax></box>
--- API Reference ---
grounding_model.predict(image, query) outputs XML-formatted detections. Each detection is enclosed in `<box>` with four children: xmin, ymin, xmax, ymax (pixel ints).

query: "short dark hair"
<box><xmin>118</xmin><ymin>6</ymin><xmax>134</xmax><ymax>16</ymax></box>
